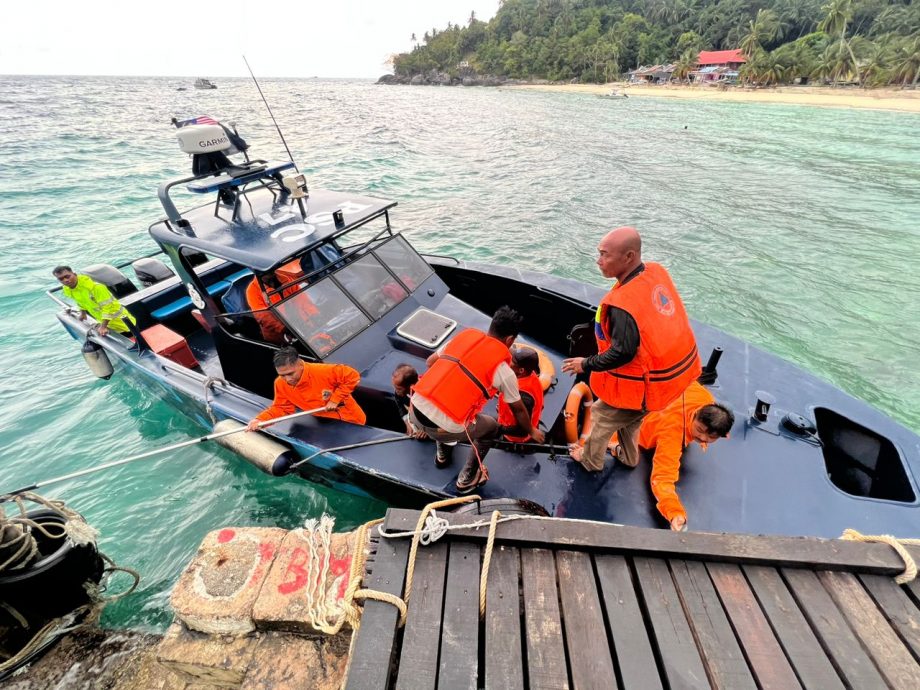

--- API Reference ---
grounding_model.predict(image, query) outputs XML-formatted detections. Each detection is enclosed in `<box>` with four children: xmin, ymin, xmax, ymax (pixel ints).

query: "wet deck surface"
<box><xmin>345</xmin><ymin>508</ymin><xmax>920</xmax><ymax>689</ymax></box>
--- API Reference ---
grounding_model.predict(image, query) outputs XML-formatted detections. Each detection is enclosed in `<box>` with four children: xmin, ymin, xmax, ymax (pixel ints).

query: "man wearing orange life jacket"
<box><xmin>638</xmin><ymin>381</ymin><xmax>734</xmax><ymax>531</ymax></box>
<box><xmin>496</xmin><ymin>346</ymin><xmax>544</xmax><ymax>443</ymax></box>
<box><xmin>562</xmin><ymin>226</ymin><xmax>700</xmax><ymax>472</ymax></box>
<box><xmin>246</xmin><ymin>272</ymin><xmax>318</xmax><ymax>345</ymax></box>
<box><xmin>409</xmin><ymin>306</ymin><xmax>546</xmax><ymax>493</ymax></box>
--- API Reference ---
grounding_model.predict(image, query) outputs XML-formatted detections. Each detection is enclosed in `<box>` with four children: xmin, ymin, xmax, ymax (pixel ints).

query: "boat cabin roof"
<box><xmin>150</xmin><ymin>163</ymin><xmax>397</xmax><ymax>273</ymax></box>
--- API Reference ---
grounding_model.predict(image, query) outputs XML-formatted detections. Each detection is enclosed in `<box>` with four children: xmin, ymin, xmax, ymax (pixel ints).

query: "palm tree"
<box><xmin>411</xmin><ymin>33</ymin><xmax>418</xmax><ymax>49</ymax></box>
<box><xmin>740</xmin><ymin>9</ymin><xmax>781</xmax><ymax>58</ymax></box>
<box><xmin>673</xmin><ymin>49</ymin><xmax>697</xmax><ymax>82</ymax></box>
<box><xmin>469</xmin><ymin>10</ymin><xmax>476</xmax><ymax>26</ymax></box>
<box><xmin>759</xmin><ymin>53</ymin><xmax>789</xmax><ymax>85</ymax></box>
<box><xmin>819</xmin><ymin>0</ymin><xmax>860</xmax><ymax>85</ymax></box>
<box><xmin>893</xmin><ymin>35</ymin><xmax>920</xmax><ymax>87</ymax></box>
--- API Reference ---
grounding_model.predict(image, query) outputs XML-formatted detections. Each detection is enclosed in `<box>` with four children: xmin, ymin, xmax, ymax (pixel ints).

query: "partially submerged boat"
<box><xmin>47</xmin><ymin>117</ymin><xmax>920</xmax><ymax>539</ymax></box>
<box><xmin>193</xmin><ymin>78</ymin><xmax>217</xmax><ymax>90</ymax></box>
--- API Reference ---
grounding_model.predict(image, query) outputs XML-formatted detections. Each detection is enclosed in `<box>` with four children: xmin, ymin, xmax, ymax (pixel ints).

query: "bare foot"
<box><xmin>568</xmin><ymin>444</ymin><xmax>583</xmax><ymax>462</ymax></box>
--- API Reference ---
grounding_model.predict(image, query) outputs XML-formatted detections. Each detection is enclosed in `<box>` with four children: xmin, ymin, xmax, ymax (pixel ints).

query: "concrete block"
<box><xmin>252</xmin><ymin>529</ymin><xmax>356</xmax><ymax>634</ymax></box>
<box><xmin>155</xmin><ymin>621</ymin><xmax>258</xmax><ymax>687</ymax></box>
<box><xmin>172</xmin><ymin>527</ymin><xmax>286</xmax><ymax>635</ymax></box>
<box><xmin>240</xmin><ymin>631</ymin><xmax>350</xmax><ymax>690</ymax></box>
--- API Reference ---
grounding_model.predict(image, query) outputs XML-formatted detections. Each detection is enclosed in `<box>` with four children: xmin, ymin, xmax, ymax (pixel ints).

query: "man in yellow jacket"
<box><xmin>53</xmin><ymin>265</ymin><xmax>137</xmax><ymax>337</ymax></box>
<box><xmin>637</xmin><ymin>381</ymin><xmax>734</xmax><ymax>531</ymax></box>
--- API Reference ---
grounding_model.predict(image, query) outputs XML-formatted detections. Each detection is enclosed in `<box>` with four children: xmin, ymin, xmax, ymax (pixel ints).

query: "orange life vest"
<box><xmin>497</xmin><ymin>372</ymin><xmax>544</xmax><ymax>442</ymax></box>
<box><xmin>413</xmin><ymin>328</ymin><xmax>512</xmax><ymax>426</ymax></box>
<box><xmin>589</xmin><ymin>262</ymin><xmax>700</xmax><ymax>412</ymax></box>
<box><xmin>246</xmin><ymin>278</ymin><xmax>319</xmax><ymax>344</ymax></box>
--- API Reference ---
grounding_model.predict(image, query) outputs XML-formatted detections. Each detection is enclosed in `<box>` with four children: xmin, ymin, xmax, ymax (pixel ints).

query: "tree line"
<box><xmin>391</xmin><ymin>0</ymin><xmax>920</xmax><ymax>87</ymax></box>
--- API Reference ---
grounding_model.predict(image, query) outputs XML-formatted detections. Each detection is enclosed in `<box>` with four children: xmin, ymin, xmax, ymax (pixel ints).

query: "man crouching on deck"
<box><xmin>246</xmin><ymin>347</ymin><xmax>366</xmax><ymax>430</ymax></box>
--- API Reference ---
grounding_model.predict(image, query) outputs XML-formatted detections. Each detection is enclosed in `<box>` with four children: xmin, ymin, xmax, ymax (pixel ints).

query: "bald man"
<box><xmin>562</xmin><ymin>227</ymin><xmax>700</xmax><ymax>473</ymax></box>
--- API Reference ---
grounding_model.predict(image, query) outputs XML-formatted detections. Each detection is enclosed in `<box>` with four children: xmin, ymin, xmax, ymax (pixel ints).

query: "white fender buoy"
<box><xmin>211</xmin><ymin>419</ymin><xmax>298</xmax><ymax>476</ymax></box>
<box><xmin>81</xmin><ymin>339</ymin><xmax>114</xmax><ymax>380</ymax></box>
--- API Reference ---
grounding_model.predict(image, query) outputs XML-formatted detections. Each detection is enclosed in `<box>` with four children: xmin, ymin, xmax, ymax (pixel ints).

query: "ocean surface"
<box><xmin>0</xmin><ymin>76</ymin><xmax>918</xmax><ymax>631</ymax></box>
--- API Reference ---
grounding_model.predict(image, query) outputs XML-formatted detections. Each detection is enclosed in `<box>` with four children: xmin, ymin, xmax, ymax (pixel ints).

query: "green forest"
<box><xmin>391</xmin><ymin>0</ymin><xmax>920</xmax><ymax>86</ymax></box>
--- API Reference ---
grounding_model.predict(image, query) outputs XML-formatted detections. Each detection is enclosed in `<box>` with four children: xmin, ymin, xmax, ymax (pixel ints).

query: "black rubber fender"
<box><xmin>449</xmin><ymin>497</ymin><xmax>549</xmax><ymax>517</ymax></box>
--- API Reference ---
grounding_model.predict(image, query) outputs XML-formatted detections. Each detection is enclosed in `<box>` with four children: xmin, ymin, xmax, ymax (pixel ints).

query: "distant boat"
<box><xmin>599</xmin><ymin>90</ymin><xmax>628</xmax><ymax>99</ymax></box>
<box><xmin>176</xmin><ymin>87</ymin><xmax>187</xmax><ymax>91</ymax></box>
<box><xmin>194</xmin><ymin>78</ymin><xmax>218</xmax><ymax>90</ymax></box>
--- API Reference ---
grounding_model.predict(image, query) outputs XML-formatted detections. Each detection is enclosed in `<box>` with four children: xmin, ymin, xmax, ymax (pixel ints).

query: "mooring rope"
<box><xmin>840</xmin><ymin>529</ymin><xmax>920</xmax><ymax>584</ymax></box>
<box><xmin>0</xmin><ymin>493</ymin><xmax>140</xmax><ymax>676</ymax></box>
<box><xmin>202</xmin><ymin>376</ymin><xmax>229</xmax><ymax>425</ymax></box>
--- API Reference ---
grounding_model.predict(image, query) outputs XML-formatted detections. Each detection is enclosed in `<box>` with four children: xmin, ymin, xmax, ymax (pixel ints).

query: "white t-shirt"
<box><xmin>412</xmin><ymin>357</ymin><xmax>520</xmax><ymax>434</ymax></box>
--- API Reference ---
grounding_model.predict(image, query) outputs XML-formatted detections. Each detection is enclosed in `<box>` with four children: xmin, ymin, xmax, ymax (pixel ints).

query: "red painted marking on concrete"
<box><xmin>278</xmin><ymin>547</ymin><xmax>312</xmax><ymax>595</ymax></box>
<box><xmin>217</xmin><ymin>529</ymin><xmax>236</xmax><ymax>543</ymax></box>
<box><xmin>248</xmin><ymin>541</ymin><xmax>276</xmax><ymax>585</ymax></box>
<box><xmin>331</xmin><ymin>555</ymin><xmax>352</xmax><ymax>600</ymax></box>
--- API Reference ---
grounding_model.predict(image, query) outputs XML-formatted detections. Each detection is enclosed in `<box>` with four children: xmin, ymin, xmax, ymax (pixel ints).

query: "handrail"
<box><xmin>420</xmin><ymin>252</ymin><xmax>461</xmax><ymax>266</ymax></box>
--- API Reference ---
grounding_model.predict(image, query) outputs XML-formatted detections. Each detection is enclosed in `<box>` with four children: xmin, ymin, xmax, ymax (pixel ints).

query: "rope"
<box><xmin>202</xmin><ymin>376</ymin><xmax>229</xmax><ymax>424</ymax></box>
<box><xmin>840</xmin><ymin>529</ymin><xmax>920</xmax><ymax>584</ymax></box>
<box><xmin>0</xmin><ymin>493</ymin><xmax>140</xmax><ymax>677</ymax></box>
<box><xmin>479</xmin><ymin>509</ymin><xmax>501</xmax><ymax>618</ymax></box>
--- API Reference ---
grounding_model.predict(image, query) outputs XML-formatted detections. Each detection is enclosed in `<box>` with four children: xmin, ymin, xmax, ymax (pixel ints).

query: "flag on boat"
<box><xmin>176</xmin><ymin>115</ymin><xmax>218</xmax><ymax>128</ymax></box>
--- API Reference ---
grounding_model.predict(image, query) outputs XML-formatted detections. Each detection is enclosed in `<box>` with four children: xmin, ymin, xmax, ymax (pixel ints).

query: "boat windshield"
<box><xmin>273</xmin><ymin>234</ymin><xmax>433</xmax><ymax>356</ymax></box>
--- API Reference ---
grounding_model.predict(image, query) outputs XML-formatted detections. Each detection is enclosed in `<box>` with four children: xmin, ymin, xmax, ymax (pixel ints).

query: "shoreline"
<box><xmin>507</xmin><ymin>82</ymin><xmax>920</xmax><ymax>113</ymax></box>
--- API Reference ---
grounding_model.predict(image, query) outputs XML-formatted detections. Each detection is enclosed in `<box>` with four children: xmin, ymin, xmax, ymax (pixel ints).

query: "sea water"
<box><xmin>0</xmin><ymin>76</ymin><xmax>918</xmax><ymax>630</ymax></box>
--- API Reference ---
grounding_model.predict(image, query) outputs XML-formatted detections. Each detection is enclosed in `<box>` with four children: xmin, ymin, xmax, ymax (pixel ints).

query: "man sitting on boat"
<box><xmin>408</xmin><ymin>306</ymin><xmax>546</xmax><ymax>493</ymax></box>
<box><xmin>246</xmin><ymin>271</ymin><xmax>318</xmax><ymax>345</ymax></box>
<box><xmin>496</xmin><ymin>346</ymin><xmax>544</xmax><ymax>443</ymax></box>
<box><xmin>562</xmin><ymin>227</ymin><xmax>700</xmax><ymax>472</ymax></box>
<box><xmin>52</xmin><ymin>265</ymin><xmax>138</xmax><ymax>338</ymax></box>
<box><xmin>637</xmin><ymin>381</ymin><xmax>734</xmax><ymax>531</ymax></box>
<box><xmin>245</xmin><ymin>347</ymin><xmax>366</xmax><ymax>429</ymax></box>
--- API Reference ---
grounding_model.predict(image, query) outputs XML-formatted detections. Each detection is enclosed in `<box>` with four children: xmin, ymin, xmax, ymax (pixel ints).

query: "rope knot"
<box><xmin>419</xmin><ymin>510</ymin><xmax>449</xmax><ymax>545</ymax></box>
<box><xmin>840</xmin><ymin>528</ymin><xmax>920</xmax><ymax>585</ymax></box>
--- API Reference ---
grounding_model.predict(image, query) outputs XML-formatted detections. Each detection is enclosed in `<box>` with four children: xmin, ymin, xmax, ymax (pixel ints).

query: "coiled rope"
<box><xmin>840</xmin><ymin>529</ymin><xmax>920</xmax><ymax>584</ymax></box>
<box><xmin>0</xmin><ymin>492</ymin><xmax>140</xmax><ymax>676</ymax></box>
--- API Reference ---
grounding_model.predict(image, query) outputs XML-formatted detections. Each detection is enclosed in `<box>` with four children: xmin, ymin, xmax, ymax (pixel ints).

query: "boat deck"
<box><xmin>345</xmin><ymin>507</ymin><xmax>920</xmax><ymax>689</ymax></box>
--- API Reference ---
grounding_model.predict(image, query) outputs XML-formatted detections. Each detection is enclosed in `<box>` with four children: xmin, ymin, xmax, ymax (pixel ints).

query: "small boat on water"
<box><xmin>194</xmin><ymin>78</ymin><xmax>217</xmax><ymax>90</ymax></box>
<box><xmin>599</xmin><ymin>90</ymin><xmax>628</xmax><ymax>99</ymax></box>
<box><xmin>47</xmin><ymin>116</ymin><xmax>920</xmax><ymax>539</ymax></box>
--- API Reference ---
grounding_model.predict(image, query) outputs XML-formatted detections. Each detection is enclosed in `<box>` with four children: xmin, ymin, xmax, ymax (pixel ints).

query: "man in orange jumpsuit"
<box><xmin>637</xmin><ymin>380</ymin><xmax>733</xmax><ymax>531</ymax></box>
<box><xmin>246</xmin><ymin>273</ymin><xmax>319</xmax><ymax>344</ymax></box>
<box><xmin>246</xmin><ymin>347</ymin><xmax>366</xmax><ymax>429</ymax></box>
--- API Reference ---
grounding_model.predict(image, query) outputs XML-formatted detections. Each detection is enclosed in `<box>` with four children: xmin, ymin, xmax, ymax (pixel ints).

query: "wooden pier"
<box><xmin>345</xmin><ymin>507</ymin><xmax>920</xmax><ymax>689</ymax></box>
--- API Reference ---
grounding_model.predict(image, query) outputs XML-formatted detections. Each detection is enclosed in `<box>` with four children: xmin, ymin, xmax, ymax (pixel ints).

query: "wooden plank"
<box><xmin>345</xmin><ymin>514</ymin><xmax>412</xmax><ymax>690</ymax></box>
<box><xmin>386</xmin><ymin>509</ymin><xmax>918</xmax><ymax>576</ymax></box>
<box><xmin>438</xmin><ymin>541</ymin><xmax>481</xmax><ymax>690</ymax></box>
<box><xmin>394</xmin><ymin>542</ymin><xmax>448</xmax><ymax>690</ymax></box>
<box><xmin>706</xmin><ymin>563</ymin><xmax>801</xmax><ymax>690</ymax></box>
<box><xmin>484</xmin><ymin>545</ymin><xmax>524</xmax><ymax>690</ymax></box>
<box><xmin>595</xmin><ymin>555</ymin><xmax>663</xmax><ymax>690</ymax></box>
<box><xmin>633</xmin><ymin>557</ymin><xmax>708</xmax><ymax>690</ymax></box>
<box><xmin>670</xmin><ymin>559</ymin><xmax>756</xmax><ymax>689</ymax></box>
<box><xmin>859</xmin><ymin>573</ymin><xmax>920</xmax><ymax>661</ymax></box>
<box><xmin>743</xmin><ymin>566</ymin><xmax>843</xmax><ymax>690</ymax></box>
<box><xmin>521</xmin><ymin>548</ymin><xmax>570</xmax><ymax>690</ymax></box>
<box><xmin>818</xmin><ymin>571</ymin><xmax>920</xmax><ymax>688</ymax></box>
<box><xmin>781</xmin><ymin>568</ymin><xmax>887</xmax><ymax>688</ymax></box>
<box><xmin>556</xmin><ymin>550</ymin><xmax>618</xmax><ymax>689</ymax></box>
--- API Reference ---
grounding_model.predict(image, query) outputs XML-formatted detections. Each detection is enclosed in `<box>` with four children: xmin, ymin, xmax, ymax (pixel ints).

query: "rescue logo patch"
<box><xmin>652</xmin><ymin>285</ymin><xmax>675</xmax><ymax>316</ymax></box>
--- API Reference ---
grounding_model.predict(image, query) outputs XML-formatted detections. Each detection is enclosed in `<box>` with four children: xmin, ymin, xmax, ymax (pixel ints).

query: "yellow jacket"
<box><xmin>63</xmin><ymin>275</ymin><xmax>136</xmax><ymax>333</ymax></box>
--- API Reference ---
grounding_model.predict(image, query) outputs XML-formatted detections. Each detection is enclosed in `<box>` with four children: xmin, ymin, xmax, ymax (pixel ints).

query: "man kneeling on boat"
<box><xmin>636</xmin><ymin>381</ymin><xmax>734</xmax><ymax>531</ymax></box>
<box><xmin>245</xmin><ymin>347</ymin><xmax>366</xmax><ymax>430</ymax></box>
<box><xmin>52</xmin><ymin>265</ymin><xmax>139</xmax><ymax>338</ymax></box>
<box><xmin>408</xmin><ymin>306</ymin><xmax>545</xmax><ymax>493</ymax></box>
<box><xmin>496</xmin><ymin>346</ymin><xmax>544</xmax><ymax>443</ymax></box>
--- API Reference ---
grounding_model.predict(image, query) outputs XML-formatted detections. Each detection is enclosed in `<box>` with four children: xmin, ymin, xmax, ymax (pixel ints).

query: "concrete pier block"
<box><xmin>155</xmin><ymin>621</ymin><xmax>258</xmax><ymax>687</ymax></box>
<box><xmin>171</xmin><ymin>527</ymin><xmax>286</xmax><ymax>635</ymax></box>
<box><xmin>252</xmin><ymin>529</ymin><xmax>356</xmax><ymax>634</ymax></box>
<box><xmin>240</xmin><ymin>631</ymin><xmax>350</xmax><ymax>690</ymax></box>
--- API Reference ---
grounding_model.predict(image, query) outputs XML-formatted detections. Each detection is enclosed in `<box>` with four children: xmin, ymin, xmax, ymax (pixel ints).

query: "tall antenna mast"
<box><xmin>243</xmin><ymin>55</ymin><xmax>295</xmax><ymax>164</ymax></box>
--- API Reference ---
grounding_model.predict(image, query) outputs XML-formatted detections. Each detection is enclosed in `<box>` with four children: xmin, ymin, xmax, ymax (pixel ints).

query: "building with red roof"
<box><xmin>692</xmin><ymin>49</ymin><xmax>746</xmax><ymax>83</ymax></box>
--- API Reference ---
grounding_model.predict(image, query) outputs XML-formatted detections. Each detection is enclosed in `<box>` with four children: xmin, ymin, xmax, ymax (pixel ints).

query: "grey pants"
<box><xmin>407</xmin><ymin>408</ymin><xmax>499</xmax><ymax>447</ymax></box>
<box><xmin>581</xmin><ymin>399</ymin><xmax>647</xmax><ymax>471</ymax></box>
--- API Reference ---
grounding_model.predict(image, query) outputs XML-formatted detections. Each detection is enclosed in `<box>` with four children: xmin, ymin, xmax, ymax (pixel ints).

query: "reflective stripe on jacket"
<box><xmin>63</xmin><ymin>275</ymin><xmax>136</xmax><ymax>333</ymax></box>
<box><xmin>497</xmin><ymin>372</ymin><xmax>544</xmax><ymax>442</ymax></box>
<box><xmin>589</xmin><ymin>262</ymin><xmax>700</xmax><ymax>411</ymax></box>
<box><xmin>413</xmin><ymin>328</ymin><xmax>512</xmax><ymax>426</ymax></box>
<box><xmin>639</xmin><ymin>381</ymin><xmax>715</xmax><ymax>523</ymax></box>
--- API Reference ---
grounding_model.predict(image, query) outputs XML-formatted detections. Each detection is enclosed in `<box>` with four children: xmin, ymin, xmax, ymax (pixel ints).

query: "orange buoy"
<box><xmin>564</xmin><ymin>382</ymin><xmax>593</xmax><ymax>444</ymax></box>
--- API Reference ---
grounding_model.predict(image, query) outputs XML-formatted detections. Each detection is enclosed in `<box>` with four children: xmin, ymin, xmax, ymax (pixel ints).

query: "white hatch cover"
<box><xmin>396</xmin><ymin>308</ymin><xmax>457</xmax><ymax>348</ymax></box>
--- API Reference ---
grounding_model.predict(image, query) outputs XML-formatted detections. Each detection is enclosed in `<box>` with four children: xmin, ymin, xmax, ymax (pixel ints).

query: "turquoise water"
<box><xmin>1</xmin><ymin>76</ymin><xmax>918</xmax><ymax>631</ymax></box>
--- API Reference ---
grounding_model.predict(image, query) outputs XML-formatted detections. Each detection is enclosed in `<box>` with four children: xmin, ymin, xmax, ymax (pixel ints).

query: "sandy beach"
<box><xmin>509</xmin><ymin>82</ymin><xmax>920</xmax><ymax>113</ymax></box>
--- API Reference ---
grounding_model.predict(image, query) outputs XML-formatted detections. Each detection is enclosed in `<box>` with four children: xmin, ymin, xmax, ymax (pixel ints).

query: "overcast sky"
<box><xmin>1</xmin><ymin>1</ymin><xmax>501</xmax><ymax>78</ymax></box>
